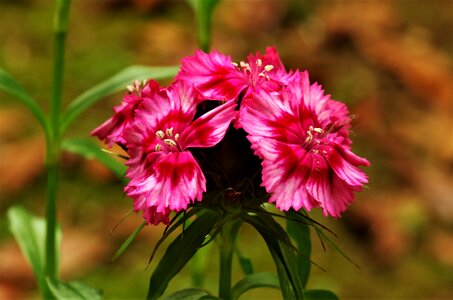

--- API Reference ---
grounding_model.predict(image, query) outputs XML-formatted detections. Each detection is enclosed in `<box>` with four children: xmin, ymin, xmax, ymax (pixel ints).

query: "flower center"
<box><xmin>232</xmin><ymin>59</ymin><xmax>275</xmax><ymax>83</ymax></box>
<box><xmin>154</xmin><ymin>127</ymin><xmax>182</xmax><ymax>152</ymax></box>
<box><xmin>126</xmin><ymin>79</ymin><xmax>148</xmax><ymax>95</ymax></box>
<box><xmin>303</xmin><ymin>126</ymin><xmax>325</xmax><ymax>152</ymax></box>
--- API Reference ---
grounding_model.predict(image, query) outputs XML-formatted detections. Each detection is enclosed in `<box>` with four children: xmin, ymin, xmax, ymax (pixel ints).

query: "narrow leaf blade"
<box><xmin>7</xmin><ymin>206</ymin><xmax>61</xmax><ymax>292</ymax></box>
<box><xmin>60</xmin><ymin>65</ymin><xmax>179</xmax><ymax>132</ymax></box>
<box><xmin>147</xmin><ymin>210</ymin><xmax>219</xmax><ymax>300</ymax></box>
<box><xmin>231</xmin><ymin>272</ymin><xmax>280</xmax><ymax>300</ymax></box>
<box><xmin>164</xmin><ymin>288</ymin><xmax>211</xmax><ymax>300</ymax></box>
<box><xmin>304</xmin><ymin>289</ymin><xmax>339</xmax><ymax>300</ymax></box>
<box><xmin>111</xmin><ymin>221</ymin><xmax>146</xmax><ymax>263</ymax></box>
<box><xmin>286</xmin><ymin>210</ymin><xmax>311</xmax><ymax>288</ymax></box>
<box><xmin>46</xmin><ymin>278</ymin><xmax>102</xmax><ymax>300</ymax></box>
<box><xmin>62</xmin><ymin>137</ymin><xmax>126</xmax><ymax>180</ymax></box>
<box><xmin>0</xmin><ymin>67</ymin><xmax>48</xmax><ymax>134</ymax></box>
<box><xmin>186</xmin><ymin>0</ymin><xmax>220</xmax><ymax>51</ymax></box>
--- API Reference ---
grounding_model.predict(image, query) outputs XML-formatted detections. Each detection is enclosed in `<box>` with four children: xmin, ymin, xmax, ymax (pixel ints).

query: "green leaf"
<box><xmin>62</xmin><ymin>137</ymin><xmax>126</xmax><ymax>180</ymax></box>
<box><xmin>188</xmin><ymin>240</ymin><xmax>212</xmax><ymax>287</ymax></box>
<box><xmin>0</xmin><ymin>67</ymin><xmax>49</xmax><ymax>136</ymax></box>
<box><xmin>231</xmin><ymin>272</ymin><xmax>280</xmax><ymax>300</ymax></box>
<box><xmin>46</xmin><ymin>278</ymin><xmax>102</xmax><ymax>300</ymax></box>
<box><xmin>286</xmin><ymin>210</ymin><xmax>311</xmax><ymax>288</ymax></box>
<box><xmin>243</xmin><ymin>213</ymin><xmax>304</xmax><ymax>300</ymax></box>
<box><xmin>60</xmin><ymin>65</ymin><xmax>179</xmax><ymax>133</ymax></box>
<box><xmin>110</xmin><ymin>221</ymin><xmax>145</xmax><ymax>263</ymax></box>
<box><xmin>186</xmin><ymin>0</ymin><xmax>220</xmax><ymax>51</ymax></box>
<box><xmin>7</xmin><ymin>206</ymin><xmax>62</xmax><ymax>292</ymax></box>
<box><xmin>304</xmin><ymin>289</ymin><xmax>339</xmax><ymax>300</ymax></box>
<box><xmin>235</xmin><ymin>247</ymin><xmax>254</xmax><ymax>275</ymax></box>
<box><xmin>147</xmin><ymin>210</ymin><xmax>220</xmax><ymax>300</ymax></box>
<box><xmin>163</xmin><ymin>288</ymin><xmax>212</xmax><ymax>300</ymax></box>
<box><xmin>315</xmin><ymin>228</ymin><xmax>359</xmax><ymax>268</ymax></box>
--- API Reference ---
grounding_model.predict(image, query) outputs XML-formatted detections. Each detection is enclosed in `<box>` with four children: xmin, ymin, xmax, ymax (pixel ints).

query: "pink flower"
<box><xmin>123</xmin><ymin>81</ymin><xmax>237</xmax><ymax>224</ymax></box>
<box><xmin>91</xmin><ymin>79</ymin><xmax>161</xmax><ymax>146</ymax></box>
<box><xmin>240</xmin><ymin>71</ymin><xmax>370</xmax><ymax>217</ymax></box>
<box><xmin>176</xmin><ymin>47</ymin><xmax>295</xmax><ymax>103</ymax></box>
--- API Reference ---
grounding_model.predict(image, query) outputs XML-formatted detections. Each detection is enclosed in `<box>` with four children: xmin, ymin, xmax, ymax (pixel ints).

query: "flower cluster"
<box><xmin>93</xmin><ymin>47</ymin><xmax>370</xmax><ymax>225</ymax></box>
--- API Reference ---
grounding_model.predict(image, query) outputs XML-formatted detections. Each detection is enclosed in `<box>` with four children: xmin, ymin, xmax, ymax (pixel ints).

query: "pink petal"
<box><xmin>91</xmin><ymin>80</ymin><xmax>162</xmax><ymax>146</ymax></box>
<box><xmin>177</xmin><ymin>49</ymin><xmax>246</xmax><ymax>101</ymax></box>
<box><xmin>142</xmin><ymin>206</ymin><xmax>170</xmax><ymax>225</ymax></box>
<box><xmin>138</xmin><ymin>81</ymin><xmax>198</xmax><ymax>133</ymax></box>
<box><xmin>125</xmin><ymin>151</ymin><xmax>206</xmax><ymax>213</ymax></box>
<box><xmin>306</xmin><ymin>156</ymin><xmax>355</xmax><ymax>217</ymax></box>
<box><xmin>181</xmin><ymin>100</ymin><xmax>237</xmax><ymax>148</ymax></box>
<box><xmin>261</xmin><ymin>141</ymin><xmax>317</xmax><ymax>211</ymax></box>
<box><xmin>319</xmin><ymin>144</ymin><xmax>369</xmax><ymax>187</ymax></box>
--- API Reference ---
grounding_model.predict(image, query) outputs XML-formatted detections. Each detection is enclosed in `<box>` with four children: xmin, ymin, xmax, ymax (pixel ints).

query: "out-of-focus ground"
<box><xmin>0</xmin><ymin>0</ymin><xmax>452</xmax><ymax>299</ymax></box>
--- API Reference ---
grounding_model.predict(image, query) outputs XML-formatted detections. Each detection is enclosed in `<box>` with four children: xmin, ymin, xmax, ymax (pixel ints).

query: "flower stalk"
<box><xmin>45</xmin><ymin>0</ymin><xmax>71</xmax><ymax>297</ymax></box>
<box><xmin>218</xmin><ymin>219</ymin><xmax>242</xmax><ymax>300</ymax></box>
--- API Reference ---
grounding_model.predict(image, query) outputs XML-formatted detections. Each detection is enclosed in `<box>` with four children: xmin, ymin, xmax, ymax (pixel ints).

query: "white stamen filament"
<box><xmin>156</xmin><ymin>130</ymin><xmax>165</xmax><ymax>139</ymax></box>
<box><xmin>164</xmin><ymin>139</ymin><xmax>177</xmax><ymax>146</ymax></box>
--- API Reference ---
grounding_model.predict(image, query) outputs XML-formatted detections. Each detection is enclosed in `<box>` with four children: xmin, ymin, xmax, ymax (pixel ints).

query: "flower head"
<box><xmin>91</xmin><ymin>79</ymin><xmax>161</xmax><ymax>146</ymax></box>
<box><xmin>176</xmin><ymin>47</ymin><xmax>295</xmax><ymax>103</ymax></box>
<box><xmin>240</xmin><ymin>71</ymin><xmax>370</xmax><ymax>217</ymax></box>
<box><xmin>123</xmin><ymin>80</ymin><xmax>237</xmax><ymax>224</ymax></box>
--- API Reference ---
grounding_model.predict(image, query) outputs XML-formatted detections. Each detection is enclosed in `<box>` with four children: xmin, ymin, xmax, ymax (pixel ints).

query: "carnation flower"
<box><xmin>176</xmin><ymin>47</ymin><xmax>295</xmax><ymax>103</ymax></box>
<box><xmin>122</xmin><ymin>80</ymin><xmax>237</xmax><ymax>224</ymax></box>
<box><xmin>240</xmin><ymin>71</ymin><xmax>370</xmax><ymax>217</ymax></box>
<box><xmin>91</xmin><ymin>79</ymin><xmax>161</xmax><ymax>146</ymax></box>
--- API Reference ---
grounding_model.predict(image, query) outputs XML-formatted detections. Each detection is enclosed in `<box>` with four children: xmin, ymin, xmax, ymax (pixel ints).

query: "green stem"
<box><xmin>218</xmin><ymin>219</ymin><xmax>242</xmax><ymax>300</ymax></box>
<box><xmin>45</xmin><ymin>0</ymin><xmax>71</xmax><ymax>297</ymax></box>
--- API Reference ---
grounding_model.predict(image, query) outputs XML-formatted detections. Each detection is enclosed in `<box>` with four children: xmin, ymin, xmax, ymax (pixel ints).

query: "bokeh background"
<box><xmin>1</xmin><ymin>0</ymin><xmax>452</xmax><ymax>299</ymax></box>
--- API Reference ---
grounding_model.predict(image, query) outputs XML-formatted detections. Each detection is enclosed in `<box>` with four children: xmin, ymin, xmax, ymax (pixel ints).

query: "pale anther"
<box><xmin>240</xmin><ymin>61</ymin><xmax>247</xmax><ymax>68</ymax></box>
<box><xmin>166</xmin><ymin>127</ymin><xmax>173</xmax><ymax>138</ymax></box>
<box><xmin>174</xmin><ymin>133</ymin><xmax>180</xmax><ymax>141</ymax></box>
<box><xmin>156</xmin><ymin>130</ymin><xmax>165</xmax><ymax>139</ymax></box>
<box><xmin>164</xmin><ymin>139</ymin><xmax>177</xmax><ymax>146</ymax></box>
<box><xmin>313</xmin><ymin>127</ymin><xmax>324</xmax><ymax>134</ymax></box>
<box><xmin>264</xmin><ymin>65</ymin><xmax>274</xmax><ymax>72</ymax></box>
<box><xmin>142</xmin><ymin>79</ymin><xmax>148</xmax><ymax>86</ymax></box>
<box><xmin>232</xmin><ymin>62</ymin><xmax>238</xmax><ymax>67</ymax></box>
<box><xmin>126</xmin><ymin>85</ymin><xmax>134</xmax><ymax>92</ymax></box>
<box><xmin>257</xmin><ymin>59</ymin><xmax>263</xmax><ymax>67</ymax></box>
<box><xmin>155</xmin><ymin>144</ymin><xmax>161</xmax><ymax>151</ymax></box>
